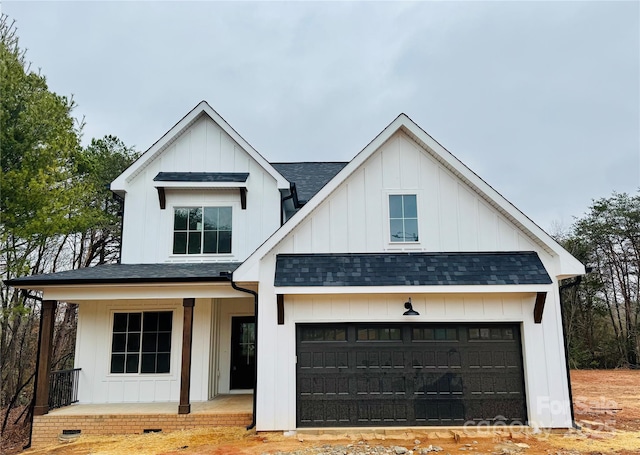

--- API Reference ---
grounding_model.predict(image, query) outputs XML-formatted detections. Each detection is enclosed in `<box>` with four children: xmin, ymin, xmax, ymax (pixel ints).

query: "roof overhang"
<box><xmin>38</xmin><ymin>282</ymin><xmax>251</xmax><ymax>302</ymax></box>
<box><xmin>152</xmin><ymin>172</ymin><xmax>250</xmax><ymax>209</ymax></box>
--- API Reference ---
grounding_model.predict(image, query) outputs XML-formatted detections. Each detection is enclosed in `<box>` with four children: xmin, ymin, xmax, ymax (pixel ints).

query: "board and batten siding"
<box><xmin>74</xmin><ymin>299</ymin><xmax>212</xmax><ymax>404</ymax></box>
<box><xmin>120</xmin><ymin>115</ymin><xmax>281</xmax><ymax>264</ymax></box>
<box><xmin>253</xmin><ymin>130</ymin><xmax>572</xmax><ymax>430</ymax></box>
<box><xmin>282</xmin><ymin>131</ymin><xmax>557</xmax><ymax>273</ymax></box>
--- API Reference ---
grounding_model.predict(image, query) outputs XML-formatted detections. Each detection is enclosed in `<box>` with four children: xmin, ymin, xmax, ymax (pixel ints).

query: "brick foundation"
<box><xmin>31</xmin><ymin>412</ymin><xmax>252</xmax><ymax>448</ymax></box>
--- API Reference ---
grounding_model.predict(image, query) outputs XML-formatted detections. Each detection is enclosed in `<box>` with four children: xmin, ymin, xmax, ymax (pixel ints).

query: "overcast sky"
<box><xmin>5</xmin><ymin>1</ymin><xmax>639</xmax><ymax>233</ymax></box>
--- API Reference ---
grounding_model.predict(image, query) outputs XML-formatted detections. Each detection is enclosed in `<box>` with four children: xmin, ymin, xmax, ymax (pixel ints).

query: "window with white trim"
<box><xmin>389</xmin><ymin>194</ymin><xmax>419</xmax><ymax>242</ymax></box>
<box><xmin>110</xmin><ymin>311</ymin><xmax>172</xmax><ymax>374</ymax></box>
<box><xmin>173</xmin><ymin>207</ymin><xmax>232</xmax><ymax>254</ymax></box>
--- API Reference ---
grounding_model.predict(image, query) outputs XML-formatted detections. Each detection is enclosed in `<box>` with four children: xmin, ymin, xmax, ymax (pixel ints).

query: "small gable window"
<box><xmin>389</xmin><ymin>194</ymin><xmax>418</xmax><ymax>243</ymax></box>
<box><xmin>110</xmin><ymin>311</ymin><xmax>172</xmax><ymax>374</ymax></box>
<box><xmin>173</xmin><ymin>207</ymin><xmax>232</xmax><ymax>254</ymax></box>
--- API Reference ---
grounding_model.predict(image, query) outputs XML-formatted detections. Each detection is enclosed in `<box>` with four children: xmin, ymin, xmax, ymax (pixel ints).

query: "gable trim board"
<box><xmin>234</xmin><ymin>114</ymin><xmax>585</xmax><ymax>282</ymax></box>
<box><xmin>111</xmin><ymin>101</ymin><xmax>290</xmax><ymax>194</ymax></box>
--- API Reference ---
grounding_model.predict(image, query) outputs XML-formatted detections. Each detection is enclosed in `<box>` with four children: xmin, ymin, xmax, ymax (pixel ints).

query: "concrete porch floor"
<box><xmin>47</xmin><ymin>393</ymin><xmax>253</xmax><ymax>416</ymax></box>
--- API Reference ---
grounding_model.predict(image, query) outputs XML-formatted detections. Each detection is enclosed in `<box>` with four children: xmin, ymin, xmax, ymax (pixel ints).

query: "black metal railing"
<box><xmin>49</xmin><ymin>368</ymin><xmax>81</xmax><ymax>410</ymax></box>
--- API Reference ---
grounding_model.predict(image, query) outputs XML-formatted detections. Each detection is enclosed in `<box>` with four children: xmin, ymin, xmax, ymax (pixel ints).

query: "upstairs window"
<box><xmin>173</xmin><ymin>207</ymin><xmax>232</xmax><ymax>254</ymax></box>
<box><xmin>389</xmin><ymin>194</ymin><xmax>418</xmax><ymax>242</ymax></box>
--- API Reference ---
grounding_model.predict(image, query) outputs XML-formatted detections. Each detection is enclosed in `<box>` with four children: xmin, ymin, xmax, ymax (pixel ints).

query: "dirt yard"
<box><xmin>17</xmin><ymin>370</ymin><xmax>640</xmax><ymax>455</ymax></box>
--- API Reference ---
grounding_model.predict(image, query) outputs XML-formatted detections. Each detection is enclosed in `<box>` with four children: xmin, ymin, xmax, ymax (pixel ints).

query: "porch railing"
<box><xmin>49</xmin><ymin>368</ymin><xmax>81</xmax><ymax>410</ymax></box>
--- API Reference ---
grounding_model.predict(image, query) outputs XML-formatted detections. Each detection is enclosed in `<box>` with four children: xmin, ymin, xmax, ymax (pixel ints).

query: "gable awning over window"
<box><xmin>153</xmin><ymin>172</ymin><xmax>249</xmax><ymax>209</ymax></box>
<box><xmin>274</xmin><ymin>252</ymin><xmax>552</xmax><ymax>287</ymax></box>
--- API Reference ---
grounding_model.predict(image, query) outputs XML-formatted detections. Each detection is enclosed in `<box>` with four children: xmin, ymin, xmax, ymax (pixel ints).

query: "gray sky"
<box><xmin>5</xmin><ymin>1</ymin><xmax>639</xmax><ymax>233</ymax></box>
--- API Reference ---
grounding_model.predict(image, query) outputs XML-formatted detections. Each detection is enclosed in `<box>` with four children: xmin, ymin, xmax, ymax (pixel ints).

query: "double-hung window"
<box><xmin>110</xmin><ymin>311</ymin><xmax>172</xmax><ymax>374</ymax></box>
<box><xmin>389</xmin><ymin>194</ymin><xmax>419</xmax><ymax>242</ymax></box>
<box><xmin>173</xmin><ymin>207</ymin><xmax>232</xmax><ymax>254</ymax></box>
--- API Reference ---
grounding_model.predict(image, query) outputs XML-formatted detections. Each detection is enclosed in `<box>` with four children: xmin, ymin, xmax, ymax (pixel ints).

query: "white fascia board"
<box><xmin>41</xmin><ymin>282</ymin><xmax>249</xmax><ymax>302</ymax></box>
<box><xmin>154</xmin><ymin>181</ymin><xmax>248</xmax><ymax>190</ymax></box>
<box><xmin>111</xmin><ymin>101</ymin><xmax>290</xmax><ymax>193</ymax></box>
<box><xmin>274</xmin><ymin>284</ymin><xmax>553</xmax><ymax>295</ymax></box>
<box><xmin>234</xmin><ymin>115</ymin><xmax>408</xmax><ymax>282</ymax></box>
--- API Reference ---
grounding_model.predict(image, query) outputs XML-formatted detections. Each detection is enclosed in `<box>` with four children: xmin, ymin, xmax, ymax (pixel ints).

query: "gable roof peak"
<box><xmin>111</xmin><ymin>101</ymin><xmax>289</xmax><ymax>194</ymax></box>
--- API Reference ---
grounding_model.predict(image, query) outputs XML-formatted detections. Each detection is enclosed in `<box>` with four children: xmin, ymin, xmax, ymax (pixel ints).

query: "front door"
<box><xmin>230</xmin><ymin>316</ymin><xmax>256</xmax><ymax>390</ymax></box>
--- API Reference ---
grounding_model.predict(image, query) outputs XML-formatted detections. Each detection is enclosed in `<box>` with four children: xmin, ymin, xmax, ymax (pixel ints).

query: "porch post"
<box><xmin>34</xmin><ymin>300</ymin><xmax>57</xmax><ymax>416</ymax></box>
<box><xmin>179</xmin><ymin>298</ymin><xmax>195</xmax><ymax>414</ymax></box>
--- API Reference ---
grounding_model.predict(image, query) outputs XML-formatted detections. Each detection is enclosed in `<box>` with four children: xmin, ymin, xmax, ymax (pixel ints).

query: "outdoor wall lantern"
<box><xmin>403</xmin><ymin>298</ymin><xmax>420</xmax><ymax>316</ymax></box>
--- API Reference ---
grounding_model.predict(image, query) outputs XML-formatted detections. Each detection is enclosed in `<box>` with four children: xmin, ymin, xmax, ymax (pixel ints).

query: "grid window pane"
<box><xmin>203</xmin><ymin>231</ymin><xmax>218</xmax><ymax>254</ymax></box>
<box><xmin>111</xmin><ymin>354</ymin><xmax>125</xmax><ymax>373</ymax></box>
<box><xmin>144</xmin><ymin>312</ymin><xmax>158</xmax><ymax>331</ymax></box>
<box><xmin>203</xmin><ymin>207</ymin><xmax>218</xmax><ymax>230</ymax></box>
<box><xmin>125</xmin><ymin>354</ymin><xmax>139</xmax><ymax>373</ymax></box>
<box><xmin>403</xmin><ymin>195</ymin><xmax>418</xmax><ymax>217</ymax></box>
<box><xmin>111</xmin><ymin>311</ymin><xmax>172</xmax><ymax>374</ymax></box>
<box><xmin>218</xmin><ymin>231</ymin><xmax>232</xmax><ymax>253</ymax></box>
<box><xmin>112</xmin><ymin>334</ymin><xmax>126</xmax><ymax>352</ymax></box>
<box><xmin>141</xmin><ymin>354</ymin><xmax>155</xmax><ymax>374</ymax></box>
<box><xmin>187</xmin><ymin>232</ymin><xmax>202</xmax><ymax>254</ymax></box>
<box><xmin>390</xmin><ymin>219</ymin><xmax>404</xmax><ymax>241</ymax></box>
<box><xmin>128</xmin><ymin>313</ymin><xmax>142</xmax><ymax>332</ymax></box>
<box><xmin>173</xmin><ymin>233</ymin><xmax>187</xmax><ymax>254</ymax></box>
<box><xmin>188</xmin><ymin>208</ymin><xmax>202</xmax><ymax>230</ymax></box>
<box><xmin>219</xmin><ymin>207</ymin><xmax>232</xmax><ymax>230</ymax></box>
<box><xmin>173</xmin><ymin>206</ymin><xmax>232</xmax><ymax>255</ymax></box>
<box><xmin>389</xmin><ymin>194</ymin><xmax>419</xmax><ymax>243</ymax></box>
<box><xmin>156</xmin><ymin>354</ymin><xmax>170</xmax><ymax>373</ymax></box>
<box><xmin>157</xmin><ymin>332</ymin><xmax>171</xmax><ymax>351</ymax></box>
<box><xmin>113</xmin><ymin>313</ymin><xmax>127</xmax><ymax>332</ymax></box>
<box><xmin>174</xmin><ymin>208</ymin><xmax>188</xmax><ymax>230</ymax></box>
<box><xmin>158</xmin><ymin>312</ymin><xmax>172</xmax><ymax>331</ymax></box>
<box><xmin>142</xmin><ymin>333</ymin><xmax>157</xmax><ymax>352</ymax></box>
<box><xmin>389</xmin><ymin>195</ymin><xmax>403</xmax><ymax>218</ymax></box>
<box><xmin>127</xmin><ymin>333</ymin><xmax>141</xmax><ymax>352</ymax></box>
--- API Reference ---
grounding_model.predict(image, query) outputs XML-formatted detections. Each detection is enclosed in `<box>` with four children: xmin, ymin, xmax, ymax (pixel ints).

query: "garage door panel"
<box><xmin>297</xmin><ymin>323</ymin><xmax>526</xmax><ymax>427</ymax></box>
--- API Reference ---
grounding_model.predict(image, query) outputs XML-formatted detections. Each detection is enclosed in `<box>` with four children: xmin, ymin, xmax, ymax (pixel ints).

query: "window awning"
<box><xmin>152</xmin><ymin>172</ymin><xmax>249</xmax><ymax>209</ymax></box>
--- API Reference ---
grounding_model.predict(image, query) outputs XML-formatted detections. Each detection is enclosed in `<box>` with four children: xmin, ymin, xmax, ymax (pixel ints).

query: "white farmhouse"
<box><xmin>8</xmin><ymin>101</ymin><xmax>585</xmax><ymax>446</ymax></box>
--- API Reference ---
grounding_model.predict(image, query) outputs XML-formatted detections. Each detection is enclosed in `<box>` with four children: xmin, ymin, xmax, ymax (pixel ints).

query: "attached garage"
<box><xmin>296</xmin><ymin>323</ymin><xmax>526</xmax><ymax>427</ymax></box>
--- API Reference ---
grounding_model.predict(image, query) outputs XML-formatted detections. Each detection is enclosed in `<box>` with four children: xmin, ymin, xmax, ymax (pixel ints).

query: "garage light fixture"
<box><xmin>403</xmin><ymin>298</ymin><xmax>419</xmax><ymax>316</ymax></box>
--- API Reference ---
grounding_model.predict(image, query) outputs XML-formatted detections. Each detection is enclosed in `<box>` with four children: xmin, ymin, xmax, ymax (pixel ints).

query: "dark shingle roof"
<box><xmin>271</xmin><ymin>162</ymin><xmax>347</xmax><ymax>203</ymax></box>
<box><xmin>153</xmin><ymin>172</ymin><xmax>249</xmax><ymax>183</ymax></box>
<box><xmin>6</xmin><ymin>263</ymin><xmax>241</xmax><ymax>287</ymax></box>
<box><xmin>274</xmin><ymin>252</ymin><xmax>551</xmax><ymax>287</ymax></box>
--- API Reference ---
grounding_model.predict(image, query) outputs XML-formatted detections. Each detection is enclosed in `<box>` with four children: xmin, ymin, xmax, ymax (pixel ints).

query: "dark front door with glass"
<box><xmin>230</xmin><ymin>316</ymin><xmax>256</xmax><ymax>390</ymax></box>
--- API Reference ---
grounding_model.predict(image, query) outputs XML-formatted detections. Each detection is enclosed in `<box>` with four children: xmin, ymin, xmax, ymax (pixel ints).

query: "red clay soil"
<box><xmin>16</xmin><ymin>370</ymin><xmax>640</xmax><ymax>455</ymax></box>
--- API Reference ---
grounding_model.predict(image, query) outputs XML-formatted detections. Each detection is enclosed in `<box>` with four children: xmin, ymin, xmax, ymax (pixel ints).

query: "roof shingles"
<box><xmin>6</xmin><ymin>263</ymin><xmax>241</xmax><ymax>286</ymax></box>
<box><xmin>274</xmin><ymin>252</ymin><xmax>552</xmax><ymax>287</ymax></box>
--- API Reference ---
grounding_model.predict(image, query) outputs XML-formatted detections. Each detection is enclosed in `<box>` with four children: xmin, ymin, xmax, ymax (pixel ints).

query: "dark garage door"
<box><xmin>296</xmin><ymin>323</ymin><xmax>526</xmax><ymax>427</ymax></box>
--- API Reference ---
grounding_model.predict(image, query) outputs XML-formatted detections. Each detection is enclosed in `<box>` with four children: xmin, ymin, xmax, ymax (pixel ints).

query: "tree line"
<box><xmin>0</xmin><ymin>15</ymin><xmax>139</xmax><ymax>450</ymax></box>
<box><xmin>559</xmin><ymin>192</ymin><xmax>639</xmax><ymax>369</ymax></box>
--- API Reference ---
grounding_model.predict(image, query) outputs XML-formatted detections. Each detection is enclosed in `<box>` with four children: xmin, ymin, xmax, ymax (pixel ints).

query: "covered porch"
<box><xmin>6</xmin><ymin>263</ymin><xmax>258</xmax><ymax>447</ymax></box>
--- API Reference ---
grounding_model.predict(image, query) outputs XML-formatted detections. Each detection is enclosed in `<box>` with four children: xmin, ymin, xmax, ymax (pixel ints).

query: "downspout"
<box><xmin>223</xmin><ymin>274</ymin><xmax>259</xmax><ymax>430</ymax></box>
<box><xmin>558</xmin><ymin>274</ymin><xmax>585</xmax><ymax>430</ymax></box>
<box><xmin>280</xmin><ymin>183</ymin><xmax>300</xmax><ymax>225</ymax></box>
<box><xmin>112</xmin><ymin>192</ymin><xmax>125</xmax><ymax>264</ymax></box>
